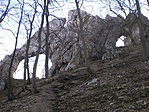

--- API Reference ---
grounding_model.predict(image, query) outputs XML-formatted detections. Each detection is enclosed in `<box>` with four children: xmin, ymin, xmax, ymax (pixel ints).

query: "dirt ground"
<box><xmin>1</xmin><ymin>44</ymin><xmax>149</xmax><ymax>112</ymax></box>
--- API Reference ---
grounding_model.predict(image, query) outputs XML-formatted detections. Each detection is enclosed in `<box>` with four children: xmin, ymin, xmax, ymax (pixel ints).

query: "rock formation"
<box><xmin>0</xmin><ymin>10</ymin><xmax>149</xmax><ymax>91</ymax></box>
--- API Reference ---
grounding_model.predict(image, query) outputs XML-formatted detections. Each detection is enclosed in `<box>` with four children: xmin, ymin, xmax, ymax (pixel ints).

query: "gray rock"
<box><xmin>87</xmin><ymin>78</ymin><xmax>99</xmax><ymax>86</ymax></box>
<box><xmin>0</xmin><ymin>10</ymin><xmax>149</xmax><ymax>91</ymax></box>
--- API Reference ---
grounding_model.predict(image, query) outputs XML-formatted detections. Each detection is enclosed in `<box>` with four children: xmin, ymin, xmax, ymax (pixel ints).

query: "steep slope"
<box><xmin>1</xmin><ymin>44</ymin><xmax>149</xmax><ymax>112</ymax></box>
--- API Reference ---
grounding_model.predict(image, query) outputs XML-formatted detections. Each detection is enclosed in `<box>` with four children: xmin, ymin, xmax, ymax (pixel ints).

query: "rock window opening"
<box><xmin>13</xmin><ymin>54</ymin><xmax>52</xmax><ymax>79</ymax></box>
<box><xmin>116</xmin><ymin>36</ymin><xmax>125</xmax><ymax>47</ymax></box>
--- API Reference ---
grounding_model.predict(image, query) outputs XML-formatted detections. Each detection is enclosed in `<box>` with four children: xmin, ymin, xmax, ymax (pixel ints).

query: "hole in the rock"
<box><xmin>116</xmin><ymin>36</ymin><xmax>125</xmax><ymax>47</ymax></box>
<box><xmin>13</xmin><ymin>54</ymin><xmax>52</xmax><ymax>79</ymax></box>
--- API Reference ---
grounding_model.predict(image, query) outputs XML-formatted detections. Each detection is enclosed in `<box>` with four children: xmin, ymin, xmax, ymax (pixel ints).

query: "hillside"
<box><xmin>1</xmin><ymin>44</ymin><xmax>149</xmax><ymax>112</ymax></box>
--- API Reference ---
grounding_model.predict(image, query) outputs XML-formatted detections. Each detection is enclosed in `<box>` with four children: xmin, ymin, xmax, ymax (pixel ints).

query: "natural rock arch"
<box><xmin>116</xmin><ymin>36</ymin><xmax>125</xmax><ymax>47</ymax></box>
<box><xmin>0</xmin><ymin>10</ymin><xmax>149</xmax><ymax>91</ymax></box>
<box><xmin>13</xmin><ymin>54</ymin><xmax>52</xmax><ymax>79</ymax></box>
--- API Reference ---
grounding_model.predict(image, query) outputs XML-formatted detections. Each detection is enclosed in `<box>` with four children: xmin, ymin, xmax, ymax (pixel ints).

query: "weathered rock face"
<box><xmin>0</xmin><ymin>52</ymin><xmax>21</xmax><ymax>90</ymax></box>
<box><xmin>0</xmin><ymin>10</ymin><xmax>149</xmax><ymax>91</ymax></box>
<box><xmin>124</xmin><ymin>13</ymin><xmax>149</xmax><ymax>44</ymax></box>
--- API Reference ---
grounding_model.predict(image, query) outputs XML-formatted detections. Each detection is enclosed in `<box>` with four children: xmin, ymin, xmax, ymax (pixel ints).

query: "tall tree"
<box><xmin>74</xmin><ymin>0</ymin><xmax>92</xmax><ymax>75</ymax></box>
<box><xmin>7</xmin><ymin>0</ymin><xmax>24</xmax><ymax>100</ymax></box>
<box><xmin>45</xmin><ymin>0</ymin><xmax>50</xmax><ymax>78</ymax></box>
<box><xmin>135</xmin><ymin>0</ymin><xmax>149</xmax><ymax>60</ymax></box>
<box><xmin>23</xmin><ymin>3</ymin><xmax>37</xmax><ymax>90</ymax></box>
<box><xmin>32</xmin><ymin>0</ymin><xmax>46</xmax><ymax>94</ymax></box>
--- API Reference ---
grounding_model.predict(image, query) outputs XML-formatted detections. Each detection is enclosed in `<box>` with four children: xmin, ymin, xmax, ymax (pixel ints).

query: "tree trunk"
<box><xmin>135</xmin><ymin>0</ymin><xmax>149</xmax><ymax>60</ymax></box>
<box><xmin>74</xmin><ymin>0</ymin><xmax>92</xmax><ymax>75</ymax></box>
<box><xmin>7</xmin><ymin>0</ymin><xmax>24</xmax><ymax>100</ymax></box>
<box><xmin>45</xmin><ymin>0</ymin><xmax>50</xmax><ymax>78</ymax></box>
<box><xmin>24</xmin><ymin>6</ymin><xmax>37</xmax><ymax>87</ymax></box>
<box><xmin>32</xmin><ymin>0</ymin><xmax>46</xmax><ymax>94</ymax></box>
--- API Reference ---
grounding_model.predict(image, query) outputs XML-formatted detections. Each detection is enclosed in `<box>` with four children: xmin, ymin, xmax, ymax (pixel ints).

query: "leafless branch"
<box><xmin>0</xmin><ymin>0</ymin><xmax>11</xmax><ymax>23</ymax></box>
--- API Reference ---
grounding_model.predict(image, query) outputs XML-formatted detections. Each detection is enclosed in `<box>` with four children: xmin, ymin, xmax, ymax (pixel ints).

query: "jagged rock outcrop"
<box><xmin>0</xmin><ymin>10</ymin><xmax>149</xmax><ymax>91</ymax></box>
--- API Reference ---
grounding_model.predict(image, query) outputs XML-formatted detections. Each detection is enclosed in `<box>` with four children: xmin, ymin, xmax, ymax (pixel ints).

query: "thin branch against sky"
<box><xmin>0</xmin><ymin>0</ymin><xmax>11</xmax><ymax>23</ymax></box>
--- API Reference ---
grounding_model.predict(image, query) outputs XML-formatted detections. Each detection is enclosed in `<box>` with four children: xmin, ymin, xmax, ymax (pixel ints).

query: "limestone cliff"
<box><xmin>0</xmin><ymin>10</ymin><xmax>149</xmax><ymax>91</ymax></box>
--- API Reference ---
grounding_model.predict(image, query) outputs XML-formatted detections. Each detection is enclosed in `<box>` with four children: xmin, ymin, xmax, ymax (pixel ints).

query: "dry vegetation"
<box><xmin>1</xmin><ymin>44</ymin><xmax>149</xmax><ymax>112</ymax></box>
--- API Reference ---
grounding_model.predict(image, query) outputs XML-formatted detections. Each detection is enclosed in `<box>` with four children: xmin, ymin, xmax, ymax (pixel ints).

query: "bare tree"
<box><xmin>115</xmin><ymin>0</ymin><xmax>126</xmax><ymax>16</ymax></box>
<box><xmin>0</xmin><ymin>0</ymin><xmax>11</xmax><ymax>23</ymax></box>
<box><xmin>23</xmin><ymin>3</ymin><xmax>37</xmax><ymax>90</ymax></box>
<box><xmin>74</xmin><ymin>0</ymin><xmax>92</xmax><ymax>75</ymax></box>
<box><xmin>45</xmin><ymin>0</ymin><xmax>50</xmax><ymax>78</ymax></box>
<box><xmin>108</xmin><ymin>0</ymin><xmax>134</xmax><ymax>44</ymax></box>
<box><xmin>107</xmin><ymin>0</ymin><xmax>149</xmax><ymax>59</ymax></box>
<box><xmin>7</xmin><ymin>0</ymin><xmax>25</xmax><ymax>100</ymax></box>
<box><xmin>135</xmin><ymin>0</ymin><xmax>149</xmax><ymax>60</ymax></box>
<box><xmin>32</xmin><ymin>0</ymin><xmax>46</xmax><ymax>94</ymax></box>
